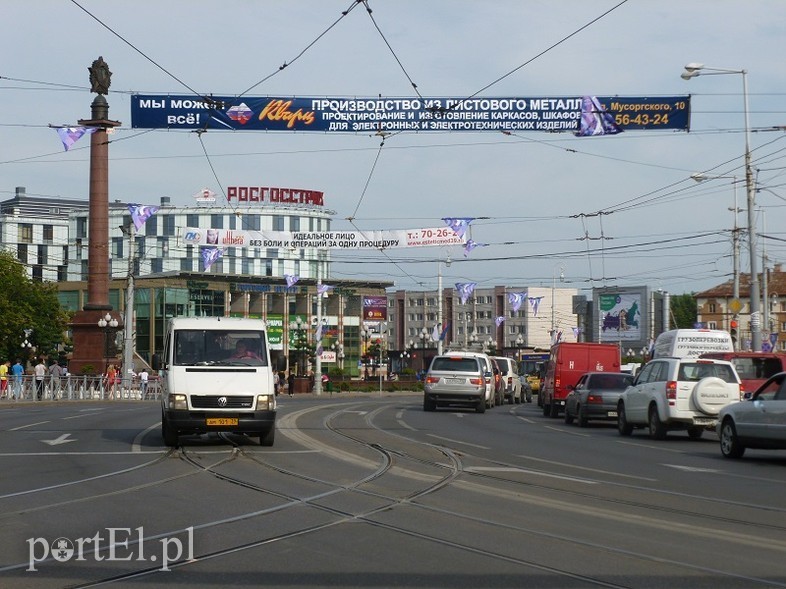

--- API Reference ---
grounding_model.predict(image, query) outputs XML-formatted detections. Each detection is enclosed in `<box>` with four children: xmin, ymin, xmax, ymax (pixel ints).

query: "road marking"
<box><xmin>466</xmin><ymin>466</ymin><xmax>598</xmax><ymax>484</ymax></box>
<box><xmin>516</xmin><ymin>454</ymin><xmax>657</xmax><ymax>481</ymax></box>
<box><xmin>426</xmin><ymin>434</ymin><xmax>489</xmax><ymax>449</ymax></box>
<box><xmin>132</xmin><ymin>423</ymin><xmax>161</xmax><ymax>453</ymax></box>
<box><xmin>663</xmin><ymin>464</ymin><xmax>720</xmax><ymax>473</ymax></box>
<box><xmin>42</xmin><ymin>433</ymin><xmax>76</xmax><ymax>446</ymax></box>
<box><xmin>10</xmin><ymin>421</ymin><xmax>50</xmax><ymax>431</ymax></box>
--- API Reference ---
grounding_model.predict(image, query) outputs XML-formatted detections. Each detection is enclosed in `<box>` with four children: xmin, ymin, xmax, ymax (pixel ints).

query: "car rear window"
<box><xmin>430</xmin><ymin>357</ymin><xmax>479</xmax><ymax>372</ymax></box>
<box><xmin>588</xmin><ymin>374</ymin><xmax>634</xmax><ymax>390</ymax></box>
<box><xmin>677</xmin><ymin>362</ymin><xmax>738</xmax><ymax>383</ymax></box>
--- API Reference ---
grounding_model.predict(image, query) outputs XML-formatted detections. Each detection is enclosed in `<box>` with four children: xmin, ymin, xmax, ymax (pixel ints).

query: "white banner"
<box><xmin>182</xmin><ymin>227</ymin><xmax>465</xmax><ymax>249</ymax></box>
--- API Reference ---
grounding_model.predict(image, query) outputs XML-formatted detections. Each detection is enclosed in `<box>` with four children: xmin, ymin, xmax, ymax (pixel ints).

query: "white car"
<box><xmin>717</xmin><ymin>372</ymin><xmax>786</xmax><ymax>458</ymax></box>
<box><xmin>491</xmin><ymin>356</ymin><xmax>523</xmax><ymax>404</ymax></box>
<box><xmin>617</xmin><ymin>357</ymin><xmax>741</xmax><ymax>440</ymax></box>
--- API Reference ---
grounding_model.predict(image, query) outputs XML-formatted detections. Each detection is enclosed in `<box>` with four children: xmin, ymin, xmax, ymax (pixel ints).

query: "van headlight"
<box><xmin>168</xmin><ymin>394</ymin><xmax>187</xmax><ymax>410</ymax></box>
<box><xmin>257</xmin><ymin>394</ymin><xmax>275</xmax><ymax>411</ymax></box>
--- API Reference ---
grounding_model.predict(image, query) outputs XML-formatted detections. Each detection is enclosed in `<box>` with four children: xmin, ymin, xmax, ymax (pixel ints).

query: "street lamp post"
<box><xmin>682</xmin><ymin>63</ymin><xmax>760</xmax><ymax>351</ymax></box>
<box><xmin>514</xmin><ymin>334</ymin><xmax>525</xmax><ymax>362</ymax></box>
<box><xmin>290</xmin><ymin>316</ymin><xmax>308</xmax><ymax>377</ymax></box>
<box><xmin>437</xmin><ymin>255</ymin><xmax>451</xmax><ymax>355</ymax></box>
<box><xmin>97</xmin><ymin>312</ymin><xmax>118</xmax><ymax>373</ymax></box>
<box><xmin>551</xmin><ymin>264</ymin><xmax>565</xmax><ymax>344</ymax></box>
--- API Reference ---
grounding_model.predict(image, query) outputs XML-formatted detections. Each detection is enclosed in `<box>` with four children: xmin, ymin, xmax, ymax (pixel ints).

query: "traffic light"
<box><xmin>730</xmin><ymin>319</ymin><xmax>738</xmax><ymax>341</ymax></box>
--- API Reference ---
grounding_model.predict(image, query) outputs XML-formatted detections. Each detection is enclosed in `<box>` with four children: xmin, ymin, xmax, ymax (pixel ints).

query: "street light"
<box><xmin>437</xmin><ymin>255</ymin><xmax>451</xmax><ymax>355</ymax></box>
<box><xmin>551</xmin><ymin>264</ymin><xmax>565</xmax><ymax>344</ymax></box>
<box><xmin>514</xmin><ymin>334</ymin><xmax>525</xmax><ymax>361</ymax></box>
<box><xmin>682</xmin><ymin>62</ymin><xmax>760</xmax><ymax>351</ymax></box>
<box><xmin>331</xmin><ymin>341</ymin><xmax>344</xmax><ymax>371</ymax></box>
<box><xmin>97</xmin><ymin>313</ymin><xmax>119</xmax><ymax>372</ymax></box>
<box><xmin>692</xmin><ymin>173</ymin><xmax>743</xmax><ymax>349</ymax></box>
<box><xmin>290</xmin><ymin>316</ymin><xmax>308</xmax><ymax>377</ymax></box>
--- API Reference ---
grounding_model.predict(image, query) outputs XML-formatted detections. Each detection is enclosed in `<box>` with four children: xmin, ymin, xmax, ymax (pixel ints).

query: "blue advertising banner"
<box><xmin>130</xmin><ymin>95</ymin><xmax>690</xmax><ymax>134</ymax></box>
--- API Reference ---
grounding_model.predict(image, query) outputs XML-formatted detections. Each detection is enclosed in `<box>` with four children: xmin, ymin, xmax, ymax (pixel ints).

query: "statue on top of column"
<box><xmin>88</xmin><ymin>56</ymin><xmax>112</xmax><ymax>95</ymax></box>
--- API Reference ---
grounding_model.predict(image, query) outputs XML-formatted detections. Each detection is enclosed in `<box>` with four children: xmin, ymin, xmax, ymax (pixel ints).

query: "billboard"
<box><xmin>599</xmin><ymin>293</ymin><xmax>642</xmax><ymax>342</ymax></box>
<box><xmin>131</xmin><ymin>95</ymin><xmax>690</xmax><ymax>133</ymax></box>
<box><xmin>363</xmin><ymin>296</ymin><xmax>388</xmax><ymax>321</ymax></box>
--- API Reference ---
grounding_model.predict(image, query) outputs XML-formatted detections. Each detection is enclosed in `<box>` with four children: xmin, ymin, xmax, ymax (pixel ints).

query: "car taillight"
<box><xmin>666</xmin><ymin>381</ymin><xmax>677</xmax><ymax>405</ymax></box>
<box><xmin>587</xmin><ymin>394</ymin><xmax>602</xmax><ymax>404</ymax></box>
<box><xmin>425</xmin><ymin>376</ymin><xmax>439</xmax><ymax>384</ymax></box>
<box><xmin>470</xmin><ymin>378</ymin><xmax>483</xmax><ymax>385</ymax></box>
<box><xmin>737</xmin><ymin>385</ymin><xmax>744</xmax><ymax>401</ymax></box>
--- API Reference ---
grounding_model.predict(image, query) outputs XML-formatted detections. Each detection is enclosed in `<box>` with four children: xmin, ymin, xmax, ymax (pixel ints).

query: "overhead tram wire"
<box><xmin>237</xmin><ymin>0</ymin><xmax>361</xmax><ymax>97</ymax></box>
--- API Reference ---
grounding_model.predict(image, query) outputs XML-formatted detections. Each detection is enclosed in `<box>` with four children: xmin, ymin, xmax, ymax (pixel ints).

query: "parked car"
<box><xmin>423</xmin><ymin>351</ymin><xmax>494</xmax><ymax>413</ymax></box>
<box><xmin>717</xmin><ymin>372</ymin><xmax>786</xmax><ymax>458</ymax></box>
<box><xmin>617</xmin><ymin>357</ymin><xmax>741</xmax><ymax>440</ymax></box>
<box><xmin>564</xmin><ymin>372</ymin><xmax>634</xmax><ymax>427</ymax></box>
<box><xmin>492</xmin><ymin>356</ymin><xmax>523</xmax><ymax>404</ymax></box>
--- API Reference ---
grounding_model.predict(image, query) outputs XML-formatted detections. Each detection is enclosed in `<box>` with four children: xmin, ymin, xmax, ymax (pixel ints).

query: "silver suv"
<box><xmin>492</xmin><ymin>356</ymin><xmax>524</xmax><ymax>404</ymax></box>
<box><xmin>423</xmin><ymin>351</ymin><xmax>494</xmax><ymax>413</ymax></box>
<box><xmin>617</xmin><ymin>357</ymin><xmax>741</xmax><ymax>440</ymax></box>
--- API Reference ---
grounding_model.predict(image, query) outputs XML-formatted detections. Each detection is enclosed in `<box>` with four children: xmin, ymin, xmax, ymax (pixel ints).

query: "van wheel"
<box><xmin>549</xmin><ymin>402</ymin><xmax>559</xmax><ymax>418</ymax></box>
<box><xmin>564</xmin><ymin>407</ymin><xmax>574</xmax><ymax>424</ymax></box>
<box><xmin>648</xmin><ymin>405</ymin><xmax>667</xmax><ymax>440</ymax></box>
<box><xmin>617</xmin><ymin>403</ymin><xmax>633</xmax><ymax>436</ymax></box>
<box><xmin>161</xmin><ymin>414</ymin><xmax>178</xmax><ymax>447</ymax></box>
<box><xmin>259</xmin><ymin>426</ymin><xmax>275</xmax><ymax>447</ymax></box>
<box><xmin>542</xmin><ymin>402</ymin><xmax>550</xmax><ymax>416</ymax></box>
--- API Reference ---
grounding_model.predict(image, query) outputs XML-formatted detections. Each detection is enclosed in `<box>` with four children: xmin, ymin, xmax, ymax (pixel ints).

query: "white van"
<box><xmin>154</xmin><ymin>317</ymin><xmax>277</xmax><ymax>447</ymax></box>
<box><xmin>653</xmin><ymin>329</ymin><xmax>734</xmax><ymax>359</ymax></box>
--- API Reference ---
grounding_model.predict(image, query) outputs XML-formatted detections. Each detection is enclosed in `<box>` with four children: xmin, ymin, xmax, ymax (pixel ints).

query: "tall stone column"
<box><xmin>69</xmin><ymin>57</ymin><xmax>123</xmax><ymax>376</ymax></box>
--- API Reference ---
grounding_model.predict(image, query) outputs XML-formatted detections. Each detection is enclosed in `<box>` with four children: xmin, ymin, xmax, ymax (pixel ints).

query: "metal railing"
<box><xmin>1</xmin><ymin>375</ymin><xmax>161</xmax><ymax>402</ymax></box>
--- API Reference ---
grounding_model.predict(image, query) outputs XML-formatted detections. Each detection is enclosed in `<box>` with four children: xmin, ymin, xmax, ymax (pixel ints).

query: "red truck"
<box><xmin>541</xmin><ymin>342</ymin><xmax>621</xmax><ymax>418</ymax></box>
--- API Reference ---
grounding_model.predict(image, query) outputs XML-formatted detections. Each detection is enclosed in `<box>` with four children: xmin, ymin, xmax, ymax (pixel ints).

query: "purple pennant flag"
<box><xmin>508</xmin><ymin>292</ymin><xmax>525</xmax><ymax>313</ymax></box>
<box><xmin>128</xmin><ymin>204</ymin><xmax>160</xmax><ymax>231</ymax></box>
<box><xmin>528</xmin><ymin>296</ymin><xmax>544</xmax><ymax>317</ymax></box>
<box><xmin>201</xmin><ymin>247</ymin><xmax>223</xmax><ymax>271</ymax></box>
<box><xmin>431</xmin><ymin>323</ymin><xmax>440</xmax><ymax>342</ymax></box>
<box><xmin>576</xmin><ymin>96</ymin><xmax>623</xmax><ymax>137</ymax></box>
<box><xmin>284</xmin><ymin>274</ymin><xmax>299</xmax><ymax>288</ymax></box>
<box><xmin>316</xmin><ymin>284</ymin><xmax>335</xmax><ymax>295</ymax></box>
<box><xmin>572</xmin><ymin>327</ymin><xmax>581</xmax><ymax>339</ymax></box>
<box><xmin>455</xmin><ymin>282</ymin><xmax>477</xmax><ymax>305</ymax></box>
<box><xmin>495</xmin><ymin>316</ymin><xmax>505</xmax><ymax>327</ymax></box>
<box><xmin>55</xmin><ymin>126</ymin><xmax>97</xmax><ymax>151</ymax></box>
<box><xmin>463</xmin><ymin>239</ymin><xmax>488</xmax><ymax>257</ymax></box>
<box><xmin>442</xmin><ymin>217</ymin><xmax>475</xmax><ymax>239</ymax></box>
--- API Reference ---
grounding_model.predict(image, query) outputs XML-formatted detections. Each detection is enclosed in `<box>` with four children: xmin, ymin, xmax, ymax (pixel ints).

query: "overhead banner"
<box><xmin>183</xmin><ymin>227</ymin><xmax>465</xmax><ymax>249</ymax></box>
<box><xmin>131</xmin><ymin>95</ymin><xmax>690</xmax><ymax>133</ymax></box>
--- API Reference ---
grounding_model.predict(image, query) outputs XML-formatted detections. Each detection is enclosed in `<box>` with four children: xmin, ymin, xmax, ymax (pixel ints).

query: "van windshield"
<box><xmin>174</xmin><ymin>330</ymin><xmax>268</xmax><ymax>366</ymax></box>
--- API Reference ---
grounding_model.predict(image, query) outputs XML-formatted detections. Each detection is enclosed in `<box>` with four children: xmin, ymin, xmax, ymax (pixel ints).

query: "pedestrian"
<box><xmin>11</xmin><ymin>359</ymin><xmax>24</xmax><ymax>400</ymax></box>
<box><xmin>0</xmin><ymin>360</ymin><xmax>8</xmax><ymax>399</ymax></box>
<box><xmin>34</xmin><ymin>358</ymin><xmax>47</xmax><ymax>401</ymax></box>
<box><xmin>48</xmin><ymin>360</ymin><xmax>63</xmax><ymax>400</ymax></box>
<box><xmin>105</xmin><ymin>364</ymin><xmax>117</xmax><ymax>389</ymax></box>
<box><xmin>138</xmin><ymin>368</ymin><xmax>149</xmax><ymax>398</ymax></box>
<box><xmin>273</xmin><ymin>370</ymin><xmax>280</xmax><ymax>396</ymax></box>
<box><xmin>287</xmin><ymin>371</ymin><xmax>295</xmax><ymax>397</ymax></box>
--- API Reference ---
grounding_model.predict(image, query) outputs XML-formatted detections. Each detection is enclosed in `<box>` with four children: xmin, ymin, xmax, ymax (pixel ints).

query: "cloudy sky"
<box><xmin>3</xmin><ymin>1</ymin><xmax>785</xmax><ymax>296</ymax></box>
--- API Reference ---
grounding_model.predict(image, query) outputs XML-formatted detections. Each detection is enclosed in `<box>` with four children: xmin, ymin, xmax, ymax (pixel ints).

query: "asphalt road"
<box><xmin>1</xmin><ymin>394</ymin><xmax>785</xmax><ymax>588</ymax></box>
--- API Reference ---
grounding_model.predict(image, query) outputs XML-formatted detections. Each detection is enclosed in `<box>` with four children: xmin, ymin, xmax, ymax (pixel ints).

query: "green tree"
<box><xmin>670</xmin><ymin>293</ymin><xmax>697</xmax><ymax>329</ymax></box>
<box><xmin>0</xmin><ymin>251</ymin><xmax>71</xmax><ymax>363</ymax></box>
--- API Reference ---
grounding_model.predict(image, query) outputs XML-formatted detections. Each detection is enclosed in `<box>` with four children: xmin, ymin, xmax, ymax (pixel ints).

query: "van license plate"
<box><xmin>206</xmin><ymin>418</ymin><xmax>238</xmax><ymax>426</ymax></box>
<box><xmin>607</xmin><ymin>411</ymin><xmax>618</xmax><ymax>417</ymax></box>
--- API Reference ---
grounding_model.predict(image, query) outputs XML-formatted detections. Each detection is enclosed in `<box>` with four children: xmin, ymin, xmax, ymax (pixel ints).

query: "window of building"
<box><xmin>37</xmin><ymin>244</ymin><xmax>47</xmax><ymax>265</ymax></box>
<box><xmin>210</xmin><ymin>214</ymin><xmax>224</xmax><ymax>229</ymax></box>
<box><xmin>228</xmin><ymin>215</ymin><xmax>236</xmax><ymax>230</ymax></box>
<box><xmin>180</xmin><ymin>258</ymin><xmax>193</xmax><ymax>271</ymax></box>
<box><xmin>242</xmin><ymin>258</ymin><xmax>252</xmax><ymax>275</ymax></box>
<box><xmin>43</xmin><ymin>225</ymin><xmax>53</xmax><ymax>243</ymax></box>
<box><xmin>246</xmin><ymin>215</ymin><xmax>261</xmax><ymax>231</ymax></box>
<box><xmin>76</xmin><ymin>217</ymin><xmax>87</xmax><ymax>239</ymax></box>
<box><xmin>267</xmin><ymin>248</ymin><xmax>278</xmax><ymax>259</ymax></box>
<box><xmin>427</xmin><ymin>297</ymin><xmax>436</xmax><ymax>306</ymax></box>
<box><xmin>273</xmin><ymin>215</ymin><xmax>284</xmax><ymax>231</ymax></box>
<box><xmin>32</xmin><ymin>265</ymin><xmax>42</xmax><ymax>281</ymax></box>
<box><xmin>81</xmin><ymin>259</ymin><xmax>89</xmax><ymax>281</ymax></box>
<box><xmin>57</xmin><ymin>265</ymin><xmax>68</xmax><ymax>282</ymax></box>
<box><xmin>289</xmin><ymin>216</ymin><xmax>300</xmax><ymax>231</ymax></box>
<box><xmin>709</xmin><ymin>303</ymin><xmax>716</xmax><ymax>313</ymax></box>
<box><xmin>151</xmin><ymin>258</ymin><xmax>163</xmax><ymax>273</ymax></box>
<box><xmin>145</xmin><ymin>215</ymin><xmax>158</xmax><ymax>236</ymax></box>
<box><xmin>162</xmin><ymin>215</ymin><xmax>175</xmax><ymax>236</ymax></box>
<box><xmin>19</xmin><ymin>223</ymin><xmax>33</xmax><ymax>243</ymax></box>
<box><xmin>708</xmin><ymin>321</ymin><xmax>717</xmax><ymax>329</ymax></box>
<box><xmin>309</xmin><ymin>217</ymin><xmax>315</xmax><ymax>231</ymax></box>
<box><xmin>427</xmin><ymin>312</ymin><xmax>436</xmax><ymax>321</ymax></box>
<box><xmin>17</xmin><ymin>243</ymin><xmax>27</xmax><ymax>263</ymax></box>
<box><xmin>112</xmin><ymin>237</ymin><xmax>124</xmax><ymax>258</ymax></box>
<box><xmin>186</xmin><ymin>213</ymin><xmax>200</xmax><ymax>227</ymax></box>
<box><xmin>265</xmin><ymin>259</ymin><xmax>273</xmax><ymax>276</ymax></box>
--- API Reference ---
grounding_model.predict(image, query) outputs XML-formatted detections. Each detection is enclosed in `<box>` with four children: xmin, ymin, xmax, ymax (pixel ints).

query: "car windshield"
<box><xmin>588</xmin><ymin>374</ymin><xmax>634</xmax><ymax>390</ymax></box>
<box><xmin>430</xmin><ymin>357</ymin><xmax>479</xmax><ymax>372</ymax></box>
<box><xmin>174</xmin><ymin>330</ymin><xmax>268</xmax><ymax>366</ymax></box>
<box><xmin>677</xmin><ymin>362</ymin><xmax>737</xmax><ymax>383</ymax></box>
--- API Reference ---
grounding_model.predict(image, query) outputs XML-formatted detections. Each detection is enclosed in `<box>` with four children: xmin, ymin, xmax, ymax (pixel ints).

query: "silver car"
<box><xmin>564</xmin><ymin>372</ymin><xmax>634</xmax><ymax>427</ymax></box>
<box><xmin>423</xmin><ymin>352</ymin><xmax>492</xmax><ymax>413</ymax></box>
<box><xmin>717</xmin><ymin>371</ymin><xmax>786</xmax><ymax>458</ymax></box>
